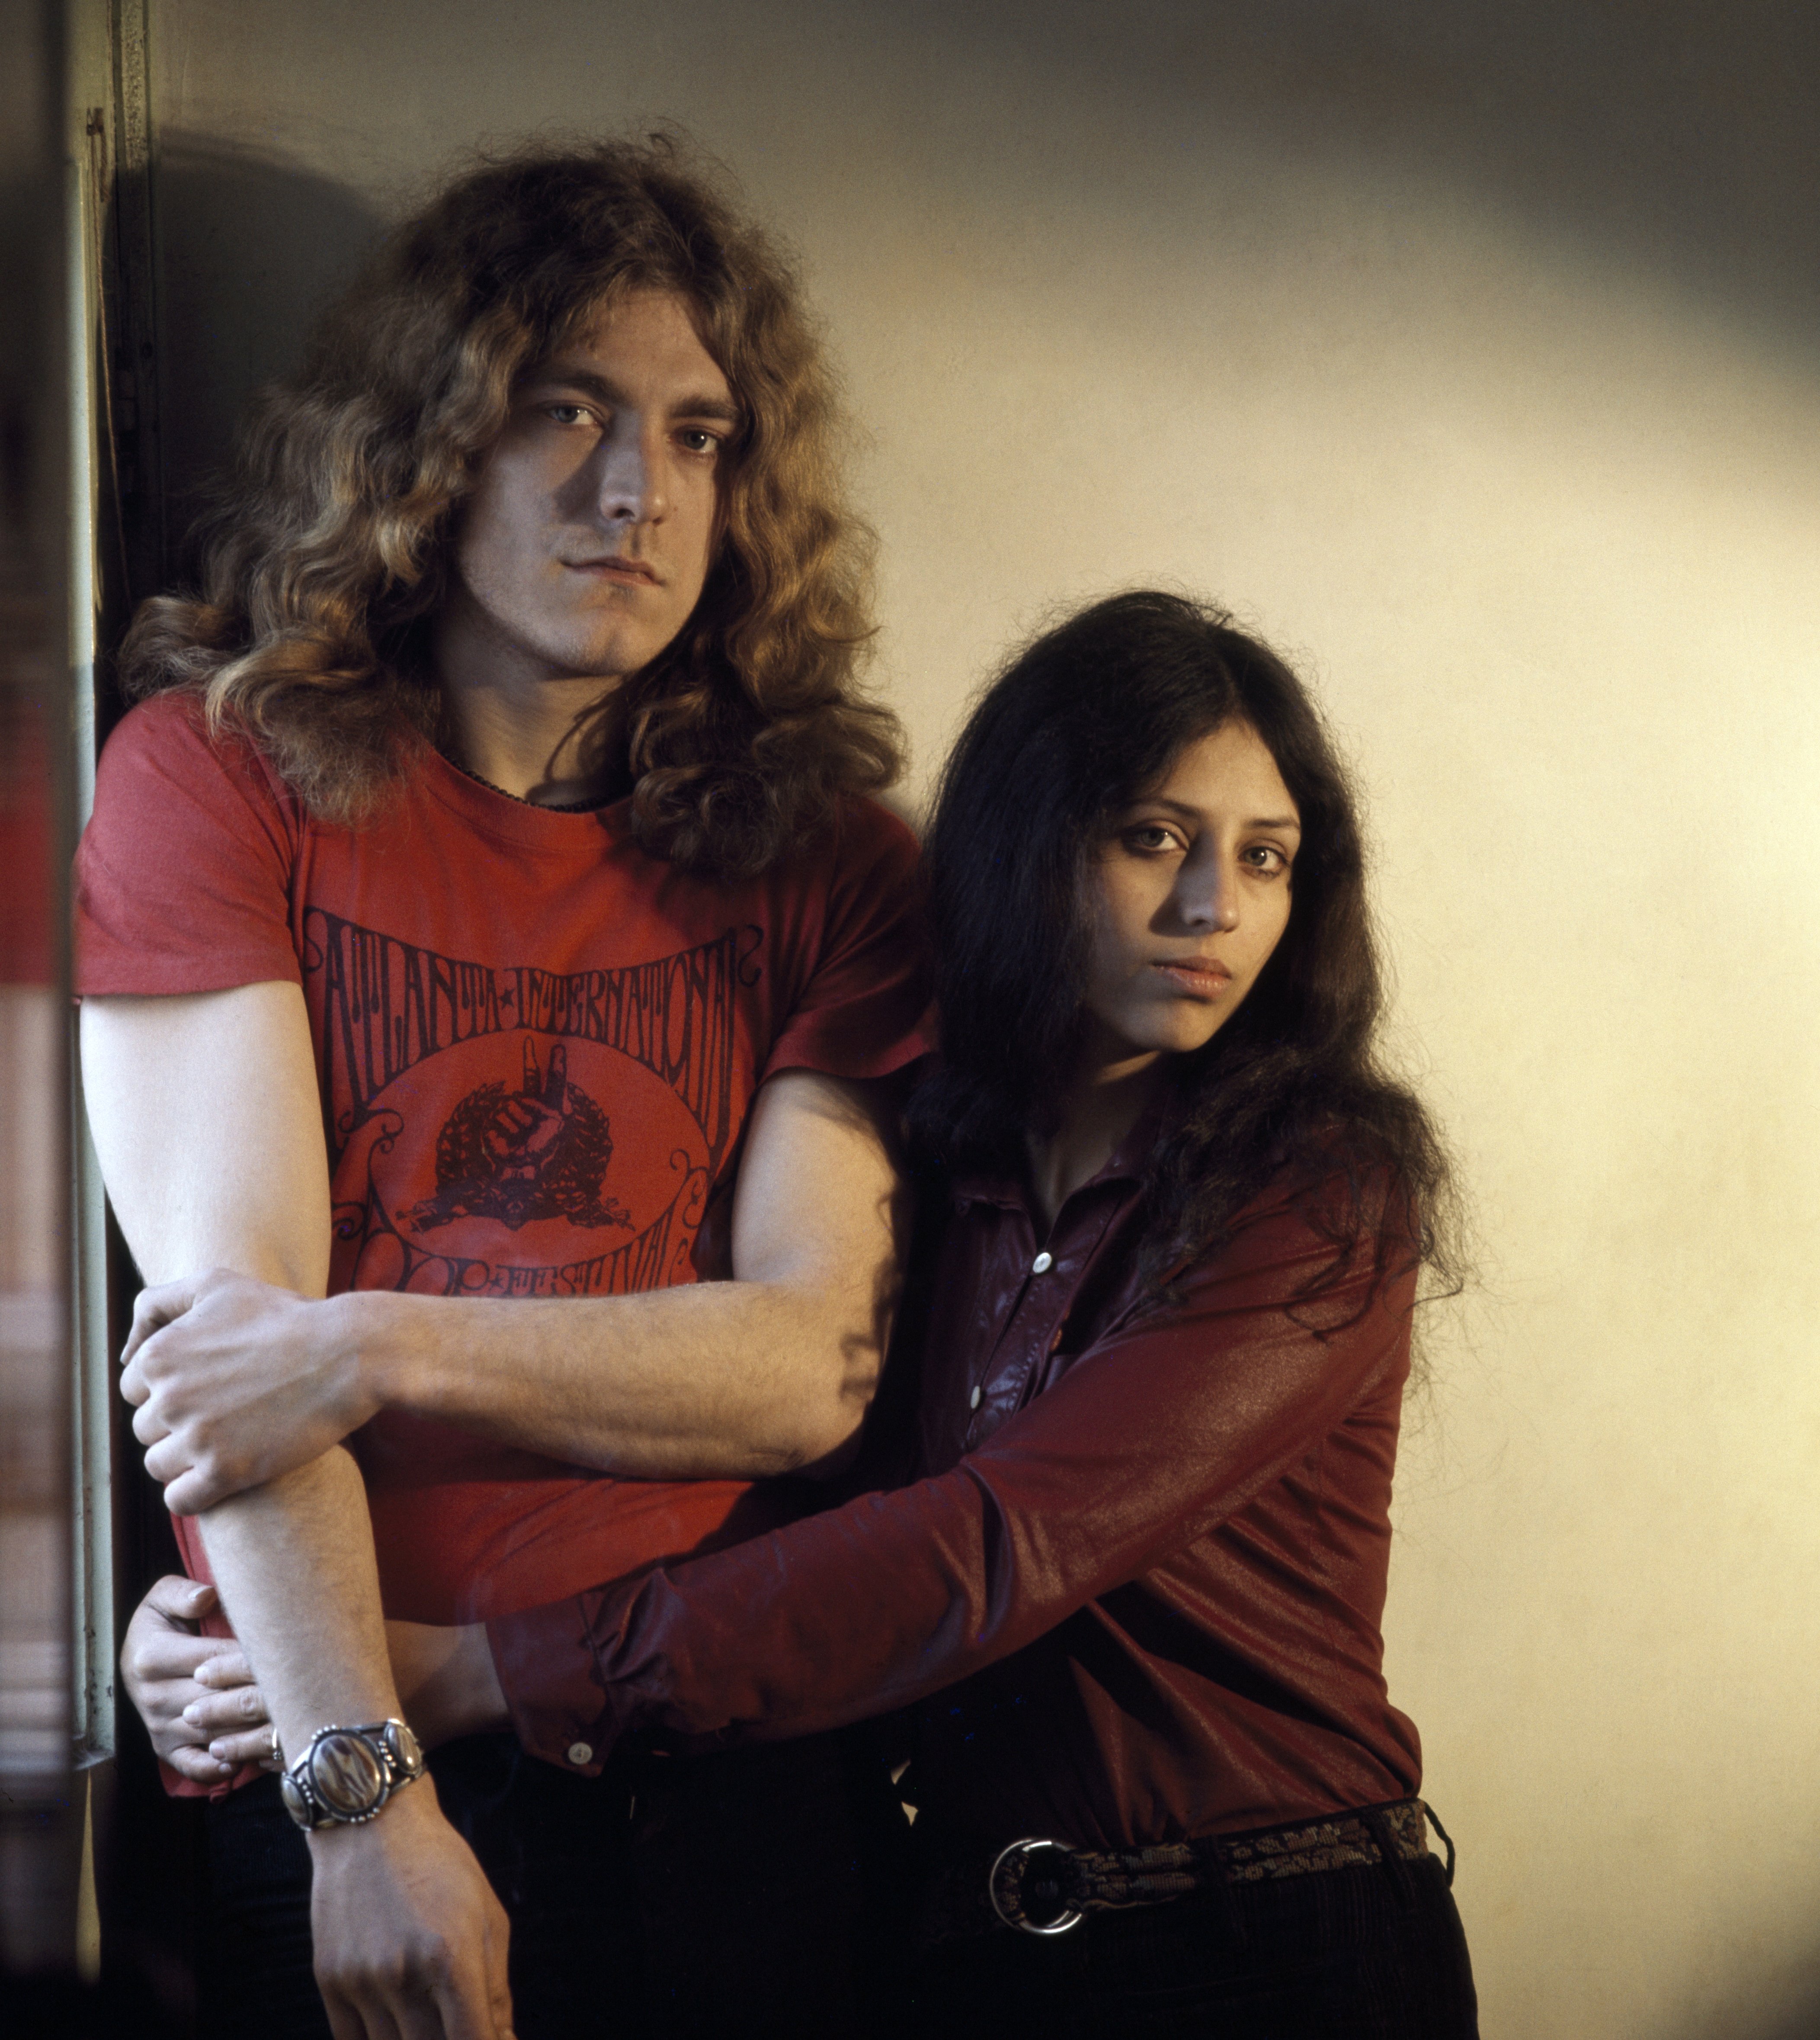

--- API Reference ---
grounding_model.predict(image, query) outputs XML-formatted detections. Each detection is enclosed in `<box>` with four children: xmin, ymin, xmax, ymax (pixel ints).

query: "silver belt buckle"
<box><xmin>988</xmin><ymin>1836</ymin><xmax>1083</xmax><ymax>1936</ymax></box>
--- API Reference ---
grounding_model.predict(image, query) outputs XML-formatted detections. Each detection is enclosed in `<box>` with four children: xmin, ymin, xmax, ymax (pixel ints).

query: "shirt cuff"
<box><xmin>487</xmin><ymin>1594</ymin><xmax>622</xmax><ymax>1777</ymax></box>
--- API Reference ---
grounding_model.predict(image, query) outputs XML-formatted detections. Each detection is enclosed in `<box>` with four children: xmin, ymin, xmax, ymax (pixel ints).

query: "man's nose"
<box><xmin>596</xmin><ymin>423</ymin><xmax>665</xmax><ymax>523</ymax></box>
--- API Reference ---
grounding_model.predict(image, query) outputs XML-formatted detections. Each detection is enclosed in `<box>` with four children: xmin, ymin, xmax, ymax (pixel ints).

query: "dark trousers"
<box><xmin>203</xmin><ymin>1746</ymin><xmax>1475</xmax><ymax>2040</ymax></box>
<box><xmin>200</xmin><ymin>1730</ymin><xmax>911</xmax><ymax>2040</ymax></box>
<box><xmin>910</xmin><ymin>1849</ymin><xmax>1479</xmax><ymax>2040</ymax></box>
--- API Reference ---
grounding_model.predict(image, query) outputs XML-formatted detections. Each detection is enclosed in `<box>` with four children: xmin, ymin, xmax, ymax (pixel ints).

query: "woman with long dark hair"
<box><xmin>185</xmin><ymin>589</ymin><xmax>1477</xmax><ymax>2035</ymax></box>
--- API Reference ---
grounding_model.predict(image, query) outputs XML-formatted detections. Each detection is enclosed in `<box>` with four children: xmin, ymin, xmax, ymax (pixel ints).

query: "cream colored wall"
<box><xmin>145</xmin><ymin>4</ymin><xmax>1820</xmax><ymax>2032</ymax></box>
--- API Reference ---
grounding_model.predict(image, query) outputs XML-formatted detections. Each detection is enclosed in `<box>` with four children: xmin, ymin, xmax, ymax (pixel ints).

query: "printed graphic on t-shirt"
<box><xmin>408</xmin><ymin>1039</ymin><xmax>631</xmax><ymax>1235</ymax></box>
<box><xmin>304</xmin><ymin>909</ymin><xmax>758</xmax><ymax>1302</ymax></box>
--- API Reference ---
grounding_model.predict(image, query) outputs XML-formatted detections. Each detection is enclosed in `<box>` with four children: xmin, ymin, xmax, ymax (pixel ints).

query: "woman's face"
<box><xmin>1077</xmin><ymin>719</ymin><xmax>1301</xmax><ymax>1072</ymax></box>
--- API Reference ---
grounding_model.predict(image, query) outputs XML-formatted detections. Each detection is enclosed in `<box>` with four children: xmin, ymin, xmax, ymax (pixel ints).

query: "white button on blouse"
<box><xmin>1032</xmin><ymin>1251</ymin><xmax>1054</xmax><ymax>1274</ymax></box>
<box><xmin>567</xmin><ymin>1742</ymin><xmax>594</xmax><ymax>1767</ymax></box>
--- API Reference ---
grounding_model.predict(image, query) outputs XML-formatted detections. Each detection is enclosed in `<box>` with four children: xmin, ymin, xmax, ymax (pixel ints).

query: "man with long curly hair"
<box><xmin>76</xmin><ymin>140</ymin><xmax>930</xmax><ymax>2038</ymax></box>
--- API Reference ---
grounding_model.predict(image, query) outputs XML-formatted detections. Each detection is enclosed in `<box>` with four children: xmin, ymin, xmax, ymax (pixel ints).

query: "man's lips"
<box><xmin>1152</xmin><ymin>958</ymin><xmax>1233</xmax><ymax>996</ymax></box>
<box><xmin>564</xmin><ymin>555</ymin><xmax>660</xmax><ymax>585</ymax></box>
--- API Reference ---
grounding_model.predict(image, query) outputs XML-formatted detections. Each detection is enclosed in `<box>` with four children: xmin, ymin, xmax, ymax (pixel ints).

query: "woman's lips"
<box><xmin>1153</xmin><ymin>959</ymin><xmax>1232</xmax><ymax>997</ymax></box>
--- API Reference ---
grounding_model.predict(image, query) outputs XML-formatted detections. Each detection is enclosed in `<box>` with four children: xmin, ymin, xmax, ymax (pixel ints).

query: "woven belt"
<box><xmin>923</xmin><ymin>1798</ymin><xmax>1454</xmax><ymax>1943</ymax></box>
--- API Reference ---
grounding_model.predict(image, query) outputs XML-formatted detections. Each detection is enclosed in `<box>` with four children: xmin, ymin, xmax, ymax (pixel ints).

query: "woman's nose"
<box><xmin>1179</xmin><ymin>862</ymin><xmax>1240</xmax><ymax>933</ymax></box>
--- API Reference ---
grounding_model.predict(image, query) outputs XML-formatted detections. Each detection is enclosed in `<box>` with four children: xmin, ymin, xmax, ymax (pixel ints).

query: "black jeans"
<box><xmin>200</xmin><ymin>1730</ymin><xmax>911</xmax><ymax>2040</ymax></box>
<box><xmin>199</xmin><ymin>1774</ymin><xmax>327</xmax><ymax>2040</ymax></box>
<box><xmin>910</xmin><ymin>1851</ymin><xmax>1479</xmax><ymax>2040</ymax></box>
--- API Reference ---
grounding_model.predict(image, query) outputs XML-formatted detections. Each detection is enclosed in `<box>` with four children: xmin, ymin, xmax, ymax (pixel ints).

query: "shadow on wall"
<box><xmin>144</xmin><ymin>0</ymin><xmax>1820</xmax><ymax>545</ymax></box>
<box><xmin>913</xmin><ymin>0</ymin><xmax>1820</xmax><ymax>343</ymax></box>
<box><xmin>154</xmin><ymin>136</ymin><xmax>382</xmax><ymax>552</ymax></box>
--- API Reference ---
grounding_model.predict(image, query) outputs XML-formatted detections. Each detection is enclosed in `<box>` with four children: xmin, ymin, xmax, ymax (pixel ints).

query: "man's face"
<box><xmin>444</xmin><ymin>290</ymin><xmax>739</xmax><ymax>691</ymax></box>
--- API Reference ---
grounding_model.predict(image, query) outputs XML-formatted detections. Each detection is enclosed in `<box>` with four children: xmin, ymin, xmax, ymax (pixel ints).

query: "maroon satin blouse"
<box><xmin>490</xmin><ymin>1116</ymin><xmax>1425</xmax><ymax>1848</ymax></box>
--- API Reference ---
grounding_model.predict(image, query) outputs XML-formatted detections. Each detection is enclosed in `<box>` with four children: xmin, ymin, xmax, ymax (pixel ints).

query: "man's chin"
<box><xmin>544</xmin><ymin>623</ymin><xmax>684</xmax><ymax>686</ymax></box>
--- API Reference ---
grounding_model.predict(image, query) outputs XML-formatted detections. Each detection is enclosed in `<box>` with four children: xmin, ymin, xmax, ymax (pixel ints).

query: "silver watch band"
<box><xmin>276</xmin><ymin>1718</ymin><xmax>426</xmax><ymax>1831</ymax></box>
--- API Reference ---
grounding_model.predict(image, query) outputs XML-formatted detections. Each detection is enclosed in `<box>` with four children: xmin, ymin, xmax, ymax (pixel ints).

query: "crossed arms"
<box><xmin>83</xmin><ymin>978</ymin><xmax>908</xmax><ymax>2040</ymax></box>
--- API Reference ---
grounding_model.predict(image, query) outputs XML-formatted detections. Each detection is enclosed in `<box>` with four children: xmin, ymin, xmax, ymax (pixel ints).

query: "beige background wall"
<box><xmin>139</xmin><ymin>3</ymin><xmax>1820</xmax><ymax>2032</ymax></box>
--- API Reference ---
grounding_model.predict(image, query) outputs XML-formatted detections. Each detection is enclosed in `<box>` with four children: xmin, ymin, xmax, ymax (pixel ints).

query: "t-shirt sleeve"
<box><xmin>760</xmin><ymin>799</ymin><xmax>934</xmax><ymax>1083</ymax></box>
<box><xmin>74</xmin><ymin>694</ymin><xmax>304</xmax><ymax>995</ymax></box>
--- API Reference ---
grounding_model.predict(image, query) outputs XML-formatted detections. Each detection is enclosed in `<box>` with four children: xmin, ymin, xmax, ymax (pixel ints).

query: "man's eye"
<box><xmin>676</xmin><ymin>428</ymin><xmax>721</xmax><ymax>455</ymax></box>
<box><xmin>545</xmin><ymin>403</ymin><xmax>593</xmax><ymax>426</ymax></box>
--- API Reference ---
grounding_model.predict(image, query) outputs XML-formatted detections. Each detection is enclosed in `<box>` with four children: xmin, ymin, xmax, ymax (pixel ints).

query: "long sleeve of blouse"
<box><xmin>488</xmin><ymin>1158</ymin><xmax>1419</xmax><ymax>1823</ymax></box>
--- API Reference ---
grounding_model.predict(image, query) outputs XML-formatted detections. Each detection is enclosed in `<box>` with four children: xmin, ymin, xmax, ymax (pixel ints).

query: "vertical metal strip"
<box><xmin>67</xmin><ymin>103</ymin><xmax>115</xmax><ymax>1766</ymax></box>
<box><xmin>0</xmin><ymin>0</ymin><xmax>80</xmax><ymax>1976</ymax></box>
<box><xmin>63</xmin><ymin>0</ymin><xmax>160</xmax><ymax>1770</ymax></box>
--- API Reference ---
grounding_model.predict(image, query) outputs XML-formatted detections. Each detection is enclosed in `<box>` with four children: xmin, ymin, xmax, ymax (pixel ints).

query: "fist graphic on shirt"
<box><xmin>478</xmin><ymin>1041</ymin><xmax>573</xmax><ymax>1178</ymax></box>
<box><xmin>406</xmin><ymin>1038</ymin><xmax>631</xmax><ymax>1235</ymax></box>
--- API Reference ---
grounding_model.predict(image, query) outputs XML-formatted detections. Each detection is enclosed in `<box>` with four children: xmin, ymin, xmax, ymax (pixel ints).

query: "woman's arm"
<box><xmin>487</xmin><ymin>1191</ymin><xmax>1415</xmax><ymax>1769</ymax></box>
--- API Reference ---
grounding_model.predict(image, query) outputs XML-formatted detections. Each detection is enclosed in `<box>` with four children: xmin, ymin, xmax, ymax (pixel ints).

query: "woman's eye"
<box><xmin>1243</xmin><ymin>844</ymin><xmax>1290</xmax><ymax>875</ymax></box>
<box><xmin>1125</xmin><ymin>825</ymin><xmax>1179</xmax><ymax>854</ymax></box>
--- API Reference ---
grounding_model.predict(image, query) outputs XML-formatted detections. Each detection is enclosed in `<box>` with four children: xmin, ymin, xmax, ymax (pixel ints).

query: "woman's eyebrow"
<box><xmin>1132</xmin><ymin>797</ymin><xmax>1302</xmax><ymax>831</ymax></box>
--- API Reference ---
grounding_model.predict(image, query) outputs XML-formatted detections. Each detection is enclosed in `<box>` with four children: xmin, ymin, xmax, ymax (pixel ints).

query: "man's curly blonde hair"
<box><xmin>122</xmin><ymin>136</ymin><xmax>901</xmax><ymax>874</ymax></box>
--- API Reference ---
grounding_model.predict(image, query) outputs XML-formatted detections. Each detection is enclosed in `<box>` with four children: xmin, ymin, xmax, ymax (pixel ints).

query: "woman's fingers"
<box><xmin>142</xmin><ymin>1574</ymin><xmax>219</xmax><ymax>1625</ymax></box>
<box><xmin>207</xmin><ymin>1724</ymin><xmax>283</xmax><ymax>1771</ymax></box>
<box><xmin>119</xmin><ymin>1574</ymin><xmax>249</xmax><ymax>1776</ymax></box>
<box><xmin>184</xmin><ymin>1679</ymin><xmax>270</xmax><ymax>1736</ymax></box>
<box><xmin>125</xmin><ymin>1633</ymin><xmax>223</xmax><ymax>1699</ymax></box>
<box><xmin>120</xmin><ymin>1580</ymin><xmax>236</xmax><ymax>1721</ymax></box>
<box><xmin>192</xmin><ymin>1646</ymin><xmax>256</xmax><ymax>1688</ymax></box>
<box><xmin>181</xmin><ymin>1666</ymin><xmax>277</xmax><ymax>1768</ymax></box>
<box><xmin>163</xmin><ymin>1742</ymin><xmax>237</xmax><ymax>1786</ymax></box>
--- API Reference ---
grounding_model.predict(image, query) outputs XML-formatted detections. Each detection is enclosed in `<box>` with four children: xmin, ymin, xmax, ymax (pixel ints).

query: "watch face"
<box><xmin>309</xmin><ymin>1731</ymin><xmax>387</xmax><ymax>1818</ymax></box>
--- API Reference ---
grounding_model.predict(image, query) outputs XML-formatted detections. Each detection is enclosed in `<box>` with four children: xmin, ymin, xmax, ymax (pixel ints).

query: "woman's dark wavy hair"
<box><xmin>119</xmin><ymin>135</ymin><xmax>900</xmax><ymax>874</ymax></box>
<box><xmin>908</xmin><ymin>590</ymin><xmax>1461</xmax><ymax>1310</ymax></box>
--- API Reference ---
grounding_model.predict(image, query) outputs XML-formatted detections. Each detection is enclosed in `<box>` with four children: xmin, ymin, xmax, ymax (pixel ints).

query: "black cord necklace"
<box><xmin>441</xmin><ymin>752</ymin><xmax>621</xmax><ymax>814</ymax></box>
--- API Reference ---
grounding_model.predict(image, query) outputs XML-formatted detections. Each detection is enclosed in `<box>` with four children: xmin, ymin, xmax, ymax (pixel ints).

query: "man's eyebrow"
<box><xmin>524</xmin><ymin>365</ymin><xmax>743</xmax><ymax>425</ymax></box>
<box><xmin>1132</xmin><ymin>797</ymin><xmax>1302</xmax><ymax>831</ymax></box>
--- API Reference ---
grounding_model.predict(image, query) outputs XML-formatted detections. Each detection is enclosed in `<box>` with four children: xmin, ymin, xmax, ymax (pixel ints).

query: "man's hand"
<box><xmin>309</xmin><ymin>1781</ymin><xmax>515</xmax><ymax>2040</ymax></box>
<box><xmin>120</xmin><ymin>1270</ymin><xmax>375</xmax><ymax>1513</ymax></box>
<box><xmin>120</xmin><ymin>1575</ymin><xmax>281</xmax><ymax>1783</ymax></box>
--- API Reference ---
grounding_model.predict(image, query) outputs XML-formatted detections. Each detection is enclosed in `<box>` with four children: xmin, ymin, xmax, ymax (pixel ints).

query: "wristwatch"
<box><xmin>275</xmin><ymin>1718</ymin><xmax>426</xmax><ymax>1831</ymax></box>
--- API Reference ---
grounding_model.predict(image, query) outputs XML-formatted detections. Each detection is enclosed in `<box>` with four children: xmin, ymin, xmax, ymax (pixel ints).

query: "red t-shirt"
<box><xmin>75</xmin><ymin>694</ymin><xmax>932</xmax><ymax>1636</ymax></box>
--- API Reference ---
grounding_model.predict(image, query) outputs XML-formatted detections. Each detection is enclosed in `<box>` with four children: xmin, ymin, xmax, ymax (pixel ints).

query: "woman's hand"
<box><xmin>121</xmin><ymin>1575</ymin><xmax>279</xmax><ymax>1782</ymax></box>
<box><xmin>124</xmin><ymin>1578</ymin><xmax>509</xmax><ymax>1789</ymax></box>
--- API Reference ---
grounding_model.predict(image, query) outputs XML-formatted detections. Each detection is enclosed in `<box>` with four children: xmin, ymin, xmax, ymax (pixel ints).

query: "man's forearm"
<box><xmin>123</xmin><ymin>1069</ymin><xmax>909</xmax><ymax>1508</ymax></box>
<box><xmin>196</xmin><ymin>1446</ymin><xmax>402</xmax><ymax>1755</ymax></box>
<box><xmin>195</xmin><ymin>1447</ymin><xmax>513</xmax><ymax>2037</ymax></box>
<box><xmin>356</xmin><ymin>1069</ymin><xmax>906</xmax><ymax>1479</ymax></box>
<box><xmin>359</xmin><ymin>1274</ymin><xmax>884</xmax><ymax>1479</ymax></box>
